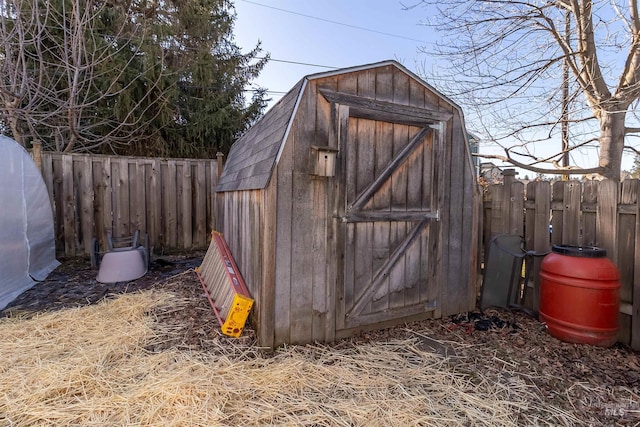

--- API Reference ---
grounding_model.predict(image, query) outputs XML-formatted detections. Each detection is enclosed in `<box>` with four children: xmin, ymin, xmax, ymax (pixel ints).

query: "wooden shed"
<box><xmin>216</xmin><ymin>60</ymin><xmax>480</xmax><ymax>348</ymax></box>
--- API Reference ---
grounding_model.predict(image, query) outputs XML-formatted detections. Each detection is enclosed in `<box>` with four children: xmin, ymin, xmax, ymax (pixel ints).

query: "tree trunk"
<box><xmin>598</xmin><ymin>107</ymin><xmax>627</xmax><ymax>181</ymax></box>
<box><xmin>8</xmin><ymin>112</ymin><xmax>24</xmax><ymax>148</ymax></box>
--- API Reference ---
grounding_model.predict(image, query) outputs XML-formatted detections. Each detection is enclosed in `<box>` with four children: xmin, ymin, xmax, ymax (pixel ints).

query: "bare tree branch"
<box><xmin>416</xmin><ymin>0</ymin><xmax>640</xmax><ymax>179</ymax></box>
<box><xmin>0</xmin><ymin>0</ymin><xmax>174</xmax><ymax>151</ymax></box>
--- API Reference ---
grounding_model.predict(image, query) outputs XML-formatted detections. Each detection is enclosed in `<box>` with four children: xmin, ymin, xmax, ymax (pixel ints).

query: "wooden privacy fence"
<box><xmin>483</xmin><ymin>170</ymin><xmax>639</xmax><ymax>350</ymax></box>
<box><xmin>38</xmin><ymin>151</ymin><xmax>221</xmax><ymax>257</ymax></box>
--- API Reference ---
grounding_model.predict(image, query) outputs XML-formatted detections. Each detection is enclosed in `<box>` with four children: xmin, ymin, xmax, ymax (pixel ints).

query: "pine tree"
<box><xmin>0</xmin><ymin>0</ymin><xmax>268</xmax><ymax>157</ymax></box>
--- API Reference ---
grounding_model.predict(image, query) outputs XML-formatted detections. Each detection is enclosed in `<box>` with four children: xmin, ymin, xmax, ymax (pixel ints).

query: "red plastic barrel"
<box><xmin>539</xmin><ymin>245</ymin><xmax>620</xmax><ymax>347</ymax></box>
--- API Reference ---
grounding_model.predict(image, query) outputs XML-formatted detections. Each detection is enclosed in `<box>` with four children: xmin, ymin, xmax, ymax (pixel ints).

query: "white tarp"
<box><xmin>0</xmin><ymin>135</ymin><xmax>59</xmax><ymax>309</ymax></box>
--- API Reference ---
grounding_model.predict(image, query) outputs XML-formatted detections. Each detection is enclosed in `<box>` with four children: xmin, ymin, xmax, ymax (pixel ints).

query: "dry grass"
<box><xmin>0</xmin><ymin>288</ymin><xmax>586</xmax><ymax>426</ymax></box>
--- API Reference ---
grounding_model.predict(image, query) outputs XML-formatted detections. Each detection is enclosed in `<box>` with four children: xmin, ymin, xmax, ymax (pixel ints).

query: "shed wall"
<box><xmin>219</xmin><ymin>63</ymin><xmax>479</xmax><ymax>347</ymax></box>
<box><xmin>272</xmin><ymin>81</ymin><xmax>337</xmax><ymax>346</ymax></box>
<box><xmin>219</xmin><ymin>188</ymin><xmax>276</xmax><ymax>348</ymax></box>
<box><xmin>270</xmin><ymin>65</ymin><xmax>478</xmax><ymax>346</ymax></box>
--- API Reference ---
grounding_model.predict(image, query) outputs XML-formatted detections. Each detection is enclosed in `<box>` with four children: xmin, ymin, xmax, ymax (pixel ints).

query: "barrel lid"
<box><xmin>551</xmin><ymin>244</ymin><xmax>607</xmax><ymax>258</ymax></box>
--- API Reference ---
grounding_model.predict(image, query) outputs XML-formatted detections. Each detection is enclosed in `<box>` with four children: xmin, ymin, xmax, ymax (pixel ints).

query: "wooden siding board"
<box><xmin>437</xmin><ymin>118</ymin><xmax>454</xmax><ymax>316</ymax></box>
<box><xmin>351</xmin><ymin>94</ymin><xmax>377</xmax><ymax>314</ymax></box>
<box><xmin>337</xmin><ymin>70</ymin><xmax>358</xmax><ymax>96</ymax></box>
<box><xmin>356</xmin><ymin>222</ymin><xmax>375</xmax><ymax>317</ymax></box>
<box><xmin>273</xmin><ymin>137</ymin><xmax>294</xmax><ymax>347</ymax></box>
<box><xmin>409</xmin><ymin>77</ymin><xmax>427</xmax><ymax>109</ymax></box>
<box><xmin>255</xmin><ymin>186</ymin><xmax>278</xmax><ymax>347</ymax></box>
<box><xmin>422</xmin><ymin>132</ymin><xmax>434</xmax><ymax>212</ymax></box>
<box><xmin>447</xmin><ymin>114</ymin><xmax>467</xmax><ymax>314</ymax></box>
<box><xmin>371</xmin><ymin>221</ymin><xmax>391</xmax><ymax>313</ymax></box>
<box><xmin>389</xmin><ymin>124</ymin><xmax>408</xmax><ymax>309</ymax></box>
<box><xmin>404</xmin><ymin>228</ymin><xmax>422</xmax><ymax>306</ymax></box>
<box><xmin>311</xmin><ymin>178</ymin><xmax>328</xmax><ymax>342</ymax></box>
<box><xmin>322</xmin><ymin>98</ymin><xmax>341</xmax><ymax>343</ymax></box>
<box><xmin>421</xmin><ymin>132</ymin><xmax>437</xmax><ymax>307</ymax></box>
<box><xmin>241</xmin><ymin>192</ymin><xmax>251</xmax><ymax>286</ymax></box>
<box><xmin>404</xmin><ymin>134</ymin><xmax>425</xmax><ymax>305</ymax></box>
<box><xmin>386</xmin><ymin>72</ymin><xmax>428</xmax><ymax>311</ymax></box>
<box><xmin>259</xmin><ymin>182</ymin><xmax>277</xmax><ymax>348</ymax></box>
<box><xmin>289</xmin><ymin>85</ymin><xmax>317</xmax><ymax>344</ymax></box>
<box><xmin>374</xmin><ymin>65</ymin><xmax>394</xmax><ymax>103</ymax></box>
<box><xmin>370</xmin><ymin>120</ymin><xmax>393</xmax><ymax>312</ymax></box>
<box><xmin>288</xmin><ymin>176</ymin><xmax>314</xmax><ymax>342</ymax></box>
<box><xmin>406</xmin><ymin>131</ymin><xmax>424</xmax><ymax>211</ymax></box>
<box><xmin>335</xmin><ymin>104</ymin><xmax>350</xmax><ymax>331</ymax></box>
<box><xmin>310</xmin><ymin>84</ymin><xmax>333</xmax><ymax>343</ymax></box>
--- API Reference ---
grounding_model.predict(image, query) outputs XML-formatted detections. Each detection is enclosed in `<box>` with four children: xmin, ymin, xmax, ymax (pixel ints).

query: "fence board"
<box><xmin>79</xmin><ymin>157</ymin><xmax>94</xmax><ymax>254</ymax></box>
<box><xmin>101</xmin><ymin>158</ymin><xmax>114</xmax><ymax>248</ymax></box>
<box><xmin>181</xmin><ymin>162</ymin><xmax>193</xmax><ymax>249</ymax></box>
<box><xmin>564</xmin><ymin>181</ymin><xmax>581</xmax><ymax>244</ymax></box>
<box><xmin>550</xmin><ymin>181</ymin><xmax>564</xmax><ymax>245</ymax></box>
<box><xmin>62</xmin><ymin>155</ymin><xmax>75</xmax><ymax>256</ymax></box>
<box><xmin>147</xmin><ymin>159</ymin><xmax>161</xmax><ymax>251</ymax></box>
<box><xmin>634</xmin><ymin>184</ymin><xmax>640</xmax><ymax>349</ymax></box>
<box><xmin>597</xmin><ymin>180</ymin><xmax>618</xmax><ymax>263</ymax></box>
<box><xmin>194</xmin><ymin>162</ymin><xmax>207</xmax><ymax>248</ymax></box>
<box><xmin>132</xmin><ymin>160</ymin><xmax>147</xmax><ymax>237</ymax></box>
<box><xmin>163</xmin><ymin>160</ymin><xmax>178</xmax><ymax>248</ymax></box>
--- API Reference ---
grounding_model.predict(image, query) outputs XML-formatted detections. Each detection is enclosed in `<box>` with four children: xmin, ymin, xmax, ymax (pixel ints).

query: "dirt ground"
<box><xmin>2</xmin><ymin>253</ymin><xmax>640</xmax><ymax>426</ymax></box>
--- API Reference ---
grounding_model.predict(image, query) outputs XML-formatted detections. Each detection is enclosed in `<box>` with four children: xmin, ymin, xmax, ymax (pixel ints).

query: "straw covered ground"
<box><xmin>1</xmin><ymin>258</ymin><xmax>639</xmax><ymax>426</ymax></box>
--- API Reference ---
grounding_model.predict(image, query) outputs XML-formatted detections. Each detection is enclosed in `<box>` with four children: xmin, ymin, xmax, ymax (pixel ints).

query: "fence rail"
<box><xmin>39</xmin><ymin>152</ymin><xmax>221</xmax><ymax>257</ymax></box>
<box><xmin>483</xmin><ymin>170</ymin><xmax>639</xmax><ymax>349</ymax></box>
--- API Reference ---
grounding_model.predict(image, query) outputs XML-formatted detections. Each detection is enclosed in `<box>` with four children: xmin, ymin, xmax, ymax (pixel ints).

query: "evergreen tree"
<box><xmin>0</xmin><ymin>0</ymin><xmax>268</xmax><ymax>157</ymax></box>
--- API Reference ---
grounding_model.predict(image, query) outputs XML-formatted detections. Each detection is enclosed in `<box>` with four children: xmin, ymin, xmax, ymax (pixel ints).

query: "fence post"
<box><xmin>216</xmin><ymin>152</ymin><xmax>225</xmax><ymax>180</ymax></box>
<box><xmin>32</xmin><ymin>139</ymin><xmax>42</xmax><ymax>173</ymax></box>
<box><xmin>524</xmin><ymin>180</ymin><xmax>551</xmax><ymax>314</ymax></box>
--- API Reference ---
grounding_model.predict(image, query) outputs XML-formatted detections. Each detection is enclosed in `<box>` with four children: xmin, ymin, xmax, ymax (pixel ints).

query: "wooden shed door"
<box><xmin>337</xmin><ymin>116</ymin><xmax>440</xmax><ymax>330</ymax></box>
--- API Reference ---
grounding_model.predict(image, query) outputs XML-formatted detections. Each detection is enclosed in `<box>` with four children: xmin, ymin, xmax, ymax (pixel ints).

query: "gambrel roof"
<box><xmin>216</xmin><ymin>60</ymin><xmax>466</xmax><ymax>193</ymax></box>
<box><xmin>216</xmin><ymin>79</ymin><xmax>303</xmax><ymax>192</ymax></box>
